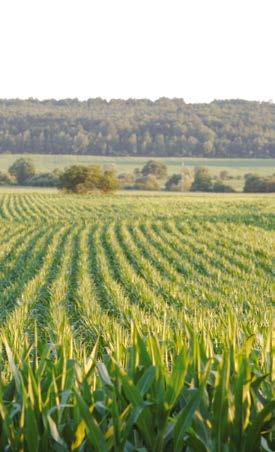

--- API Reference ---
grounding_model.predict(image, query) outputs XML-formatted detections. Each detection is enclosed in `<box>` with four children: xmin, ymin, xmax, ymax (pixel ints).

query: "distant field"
<box><xmin>0</xmin><ymin>154</ymin><xmax>274</xmax><ymax>191</ymax></box>
<box><xmin>1</xmin><ymin>154</ymin><xmax>274</xmax><ymax>174</ymax></box>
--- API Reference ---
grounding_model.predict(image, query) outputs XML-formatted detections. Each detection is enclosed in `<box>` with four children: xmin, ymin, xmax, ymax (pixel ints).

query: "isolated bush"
<box><xmin>141</xmin><ymin>160</ymin><xmax>167</xmax><ymax>179</ymax></box>
<box><xmin>134</xmin><ymin>175</ymin><xmax>160</xmax><ymax>190</ymax></box>
<box><xmin>59</xmin><ymin>165</ymin><xmax>119</xmax><ymax>194</ymax></box>
<box><xmin>59</xmin><ymin>165</ymin><xmax>101</xmax><ymax>193</ymax></box>
<box><xmin>9</xmin><ymin>158</ymin><xmax>35</xmax><ymax>184</ymax></box>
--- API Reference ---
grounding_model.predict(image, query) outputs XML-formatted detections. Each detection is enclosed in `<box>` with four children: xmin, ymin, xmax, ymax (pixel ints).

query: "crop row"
<box><xmin>0</xmin><ymin>219</ymin><xmax>272</xmax><ymax>356</ymax></box>
<box><xmin>0</xmin><ymin>193</ymin><xmax>273</xmax><ymax>450</ymax></box>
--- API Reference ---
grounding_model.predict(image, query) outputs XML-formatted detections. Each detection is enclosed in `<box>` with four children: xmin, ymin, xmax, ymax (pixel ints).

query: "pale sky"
<box><xmin>0</xmin><ymin>0</ymin><xmax>274</xmax><ymax>103</ymax></box>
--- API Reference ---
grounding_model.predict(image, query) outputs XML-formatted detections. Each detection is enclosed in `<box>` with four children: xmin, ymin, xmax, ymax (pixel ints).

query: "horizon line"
<box><xmin>0</xmin><ymin>96</ymin><xmax>274</xmax><ymax>105</ymax></box>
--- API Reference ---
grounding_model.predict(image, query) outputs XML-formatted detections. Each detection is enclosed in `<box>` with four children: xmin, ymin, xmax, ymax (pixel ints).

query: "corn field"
<box><xmin>0</xmin><ymin>192</ymin><xmax>274</xmax><ymax>451</ymax></box>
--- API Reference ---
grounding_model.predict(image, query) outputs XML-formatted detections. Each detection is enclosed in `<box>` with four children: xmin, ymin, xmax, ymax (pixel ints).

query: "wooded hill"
<box><xmin>0</xmin><ymin>98</ymin><xmax>274</xmax><ymax>158</ymax></box>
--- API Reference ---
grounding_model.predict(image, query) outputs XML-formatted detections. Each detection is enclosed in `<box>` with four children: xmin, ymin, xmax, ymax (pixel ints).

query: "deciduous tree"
<box><xmin>8</xmin><ymin>158</ymin><xmax>35</xmax><ymax>184</ymax></box>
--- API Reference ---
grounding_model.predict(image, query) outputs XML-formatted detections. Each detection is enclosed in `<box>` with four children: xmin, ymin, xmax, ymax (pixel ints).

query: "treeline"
<box><xmin>0</xmin><ymin>158</ymin><xmax>119</xmax><ymax>193</ymax></box>
<box><xmin>0</xmin><ymin>98</ymin><xmax>274</xmax><ymax>158</ymax></box>
<box><xmin>1</xmin><ymin>158</ymin><xmax>274</xmax><ymax>193</ymax></box>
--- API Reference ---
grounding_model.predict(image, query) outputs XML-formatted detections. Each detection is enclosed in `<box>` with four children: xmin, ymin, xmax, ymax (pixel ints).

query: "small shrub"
<box><xmin>213</xmin><ymin>180</ymin><xmax>235</xmax><ymax>192</ymax></box>
<box><xmin>118</xmin><ymin>173</ymin><xmax>135</xmax><ymax>188</ymax></box>
<box><xmin>0</xmin><ymin>171</ymin><xmax>15</xmax><ymax>185</ymax></box>
<box><xmin>25</xmin><ymin>172</ymin><xmax>60</xmax><ymax>187</ymax></box>
<box><xmin>244</xmin><ymin>174</ymin><xmax>275</xmax><ymax>193</ymax></box>
<box><xmin>134</xmin><ymin>175</ymin><xmax>160</xmax><ymax>190</ymax></box>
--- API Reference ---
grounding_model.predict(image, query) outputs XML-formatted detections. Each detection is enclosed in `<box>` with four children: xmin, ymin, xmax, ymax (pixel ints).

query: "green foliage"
<box><xmin>59</xmin><ymin>165</ymin><xmax>119</xmax><ymax>194</ymax></box>
<box><xmin>134</xmin><ymin>174</ymin><xmax>160</xmax><ymax>190</ymax></box>
<box><xmin>25</xmin><ymin>172</ymin><xmax>60</xmax><ymax>187</ymax></box>
<box><xmin>8</xmin><ymin>158</ymin><xmax>35</xmax><ymax>184</ymax></box>
<box><xmin>98</xmin><ymin>169</ymin><xmax>120</xmax><ymax>193</ymax></box>
<box><xmin>165</xmin><ymin>172</ymin><xmax>192</xmax><ymax>191</ymax></box>
<box><xmin>0</xmin><ymin>171</ymin><xmax>14</xmax><ymax>185</ymax></box>
<box><xmin>213</xmin><ymin>180</ymin><xmax>235</xmax><ymax>193</ymax></box>
<box><xmin>244</xmin><ymin>174</ymin><xmax>275</xmax><ymax>192</ymax></box>
<box><xmin>0</xmin><ymin>192</ymin><xmax>273</xmax><ymax>449</ymax></box>
<box><xmin>0</xmin><ymin>98</ymin><xmax>274</xmax><ymax>158</ymax></box>
<box><xmin>141</xmin><ymin>160</ymin><xmax>168</xmax><ymax>179</ymax></box>
<box><xmin>118</xmin><ymin>172</ymin><xmax>135</xmax><ymax>188</ymax></box>
<box><xmin>190</xmin><ymin>167</ymin><xmax>213</xmax><ymax>192</ymax></box>
<box><xmin>165</xmin><ymin>173</ymin><xmax>182</xmax><ymax>191</ymax></box>
<box><xmin>0</xmin><ymin>154</ymin><xmax>274</xmax><ymax>193</ymax></box>
<box><xmin>0</xmin><ymin>326</ymin><xmax>273</xmax><ymax>451</ymax></box>
<box><xmin>220</xmin><ymin>170</ymin><xmax>231</xmax><ymax>181</ymax></box>
<box><xmin>59</xmin><ymin>164</ymin><xmax>102</xmax><ymax>193</ymax></box>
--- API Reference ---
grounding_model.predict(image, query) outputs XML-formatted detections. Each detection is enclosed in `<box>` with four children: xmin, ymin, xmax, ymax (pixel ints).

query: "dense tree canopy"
<box><xmin>0</xmin><ymin>98</ymin><xmax>274</xmax><ymax>158</ymax></box>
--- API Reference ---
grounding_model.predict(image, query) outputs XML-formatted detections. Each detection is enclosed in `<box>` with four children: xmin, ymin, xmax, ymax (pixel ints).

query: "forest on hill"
<box><xmin>0</xmin><ymin>98</ymin><xmax>274</xmax><ymax>158</ymax></box>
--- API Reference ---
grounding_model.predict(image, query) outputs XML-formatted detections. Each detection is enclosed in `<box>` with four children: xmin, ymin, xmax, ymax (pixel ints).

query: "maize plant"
<box><xmin>0</xmin><ymin>192</ymin><xmax>273</xmax><ymax>450</ymax></box>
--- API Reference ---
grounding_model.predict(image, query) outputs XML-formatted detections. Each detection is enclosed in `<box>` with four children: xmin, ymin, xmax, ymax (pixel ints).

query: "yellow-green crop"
<box><xmin>0</xmin><ymin>192</ymin><xmax>273</xmax><ymax>450</ymax></box>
